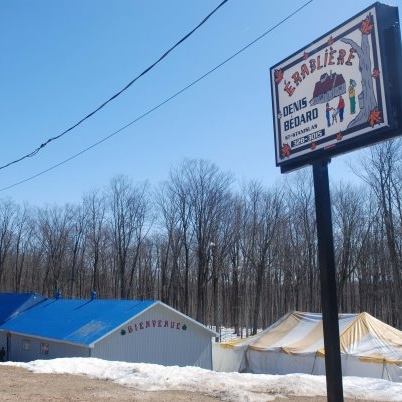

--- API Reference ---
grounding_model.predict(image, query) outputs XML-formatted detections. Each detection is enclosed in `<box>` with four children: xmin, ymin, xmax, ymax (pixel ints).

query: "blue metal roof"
<box><xmin>0</xmin><ymin>293</ymin><xmax>45</xmax><ymax>325</ymax></box>
<box><xmin>0</xmin><ymin>298</ymin><xmax>155</xmax><ymax>347</ymax></box>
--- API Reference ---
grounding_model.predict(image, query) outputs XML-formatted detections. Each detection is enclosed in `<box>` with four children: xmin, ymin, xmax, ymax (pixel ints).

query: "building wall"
<box><xmin>0</xmin><ymin>331</ymin><xmax>6</xmax><ymax>360</ymax></box>
<box><xmin>0</xmin><ymin>332</ymin><xmax>6</xmax><ymax>348</ymax></box>
<box><xmin>93</xmin><ymin>303</ymin><xmax>213</xmax><ymax>369</ymax></box>
<box><xmin>8</xmin><ymin>333</ymin><xmax>89</xmax><ymax>362</ymax></box>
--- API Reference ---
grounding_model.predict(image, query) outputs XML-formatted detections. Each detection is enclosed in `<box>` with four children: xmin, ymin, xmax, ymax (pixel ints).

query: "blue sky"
<box><xmin>1</xmin><ymin>0</ymin><xmax>401</xmax><ymax>205</ymax></box>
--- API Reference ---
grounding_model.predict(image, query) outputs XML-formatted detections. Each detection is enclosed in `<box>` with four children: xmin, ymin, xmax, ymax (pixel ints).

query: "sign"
<box><xmin>120</xmin><ymin>319</ymin><xmax>188</xmax><ymax>335</ymax></box>
<box><xmin>271</xmin><ymin>3</ymin><xmax>402</xmax><ymax>173</ymax></box>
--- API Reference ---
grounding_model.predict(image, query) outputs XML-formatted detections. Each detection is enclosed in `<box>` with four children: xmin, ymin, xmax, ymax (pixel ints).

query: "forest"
<box><xmin>0</xmin><ymin>140</ymin><xmax>401</xmax><ymax>335</ymax></box>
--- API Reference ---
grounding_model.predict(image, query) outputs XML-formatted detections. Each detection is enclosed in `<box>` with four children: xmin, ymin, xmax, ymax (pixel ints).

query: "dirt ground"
<box><xmin>0</xmin><ymin>365</ymin><xmax>377</xmax><ymax>401</ymax></box>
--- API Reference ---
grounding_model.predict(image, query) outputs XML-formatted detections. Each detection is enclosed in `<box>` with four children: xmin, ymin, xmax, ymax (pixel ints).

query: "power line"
<box><xmin>0</xmin><ymin>0</ymin><xmax>314</xmax><ymax>193</ymax></box>
<box><xmin>0</xmin><ymin>0</ymin><xmax>229</xmax><ymax>172</ymax></box>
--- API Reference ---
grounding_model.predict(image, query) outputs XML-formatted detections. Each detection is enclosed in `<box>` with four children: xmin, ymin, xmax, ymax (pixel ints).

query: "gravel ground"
<box><xmin>0</xmin><ymin>366</ymin><xmax>217</xmax><ymax>402</ymax></box>
<box><xmin>0</xmin><ymin>365</ymin><xmax>378</xmax><ymax>401</ymax></box>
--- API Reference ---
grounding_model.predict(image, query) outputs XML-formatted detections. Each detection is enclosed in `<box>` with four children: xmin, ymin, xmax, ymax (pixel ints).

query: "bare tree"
<box><xmin>109</xmin><ymin>176</ymin><xmax>149</xmax><ymax>299</ymax></box>
<box><xmin>0</xmin><ymin>200</ymin><xmax>18</xmax><ymax>286</ymax></box>
<box><xmin>84</xmin><ymin>191</ymin><xmax>106</xmax><ymax>295</ymax></box>
<box><xmin>332</xmin><ymin>183</ymin><xmax>372</xmax><ymax>311</ymax></box>
<box><xmin>173</xmin><ymin>160</ymin><xmax>233</xmax><ymax>323</ymax></box>
<box><xmin>285</xmin><ymin>172</ymin><xmax>317</xmax><ymax>312</ymax></box>
<box><xmin>241</xmin><ymin>182</ymin><xmax>283</xmax><ymax>335</ymax></box>
<box><xmin>356</xmin><ymin>141</ymin><xmax>402</xmax><ymax>326</ymax></box>
<box><xmin>0</xmin><ymin>157</ymin><xmax>401</xmax><ymax>330</ymax></box>
<box><xmin>37</xmin><ymin>205</ymin><xmax>72</xmax><ymax>295</ymax></box>
<box><xmin>12</xmin><ymin>204</ymin><xmax>32</xmax><ymax>292</ymax></box>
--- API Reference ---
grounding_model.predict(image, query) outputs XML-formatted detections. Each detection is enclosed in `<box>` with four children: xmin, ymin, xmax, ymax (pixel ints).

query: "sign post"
<box><xmin>270</xmin><ymin>3</ymin><xmax>402</xmax><ymax>401</ymax></box>
<box><xmin>313</xmin><ymin>158</ymin><xmax>343</xmax><ymax>402</ymax></box>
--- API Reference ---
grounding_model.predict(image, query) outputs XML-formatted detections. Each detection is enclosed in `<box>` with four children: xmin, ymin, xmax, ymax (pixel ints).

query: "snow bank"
<box><xmin>3</xmin><ymin>358</ymin><xmax>402</xmax><ymax>401</ymax></box>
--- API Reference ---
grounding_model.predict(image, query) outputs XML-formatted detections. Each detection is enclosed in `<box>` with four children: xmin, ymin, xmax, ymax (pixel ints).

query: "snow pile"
<box><xmin>3</xmin><ymin>358</ymin><xmax>402</xmax><ymax>401</ymax></box>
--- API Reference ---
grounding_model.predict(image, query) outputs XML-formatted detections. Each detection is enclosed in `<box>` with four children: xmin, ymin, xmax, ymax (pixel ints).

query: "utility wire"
<box><xmin>0</xmin><ymin>0</ymin><xmax>313</xmax><ymax>193</ymax></box>
<box><xmin>0</xmin><ymin>0</ymin><xmax>229</xmax><ymax>172</ymax></box>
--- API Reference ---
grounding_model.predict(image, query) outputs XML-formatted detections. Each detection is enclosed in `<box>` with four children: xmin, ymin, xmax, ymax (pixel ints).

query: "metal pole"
<box><xmin>312</xmin><ymin>159</ymin><xmax>344</xmax><ymax>402</ymax></box>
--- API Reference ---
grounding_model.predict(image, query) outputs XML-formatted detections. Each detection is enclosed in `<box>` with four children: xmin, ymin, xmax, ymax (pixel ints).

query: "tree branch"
<box><xmin>341</xmin><ymin>37</ymin><xmax>363</xmax><ymax>59</ymax></box>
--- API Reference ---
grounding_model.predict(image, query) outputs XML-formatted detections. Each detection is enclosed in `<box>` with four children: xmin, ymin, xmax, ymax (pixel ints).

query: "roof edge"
<box><xmin>1</xmin><ymin>329</ymin><xmax>91</xmax><ymax>349</ymax></box>
<box><xmin>90</xmin><ymin>301</ymin><xmax>217</xmax><ymax>346</ymax></box>
<box><xmin>89</xmin><ymin>300</ymin><xmax>157</xmax><ymax>347</ymax></box>
<box><xmin>156</xmin><ymin>301</ymin><xmax>218</xmax><ymax>337</ymax></box>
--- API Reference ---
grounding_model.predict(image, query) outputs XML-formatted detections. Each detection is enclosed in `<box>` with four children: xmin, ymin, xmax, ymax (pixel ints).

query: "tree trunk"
<box><xmin>342</xmin><ymin>33</ymin><xmax>377</xmax><ymax>128</ymax></box>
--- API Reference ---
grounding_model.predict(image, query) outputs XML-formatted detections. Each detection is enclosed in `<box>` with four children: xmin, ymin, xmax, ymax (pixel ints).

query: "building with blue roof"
<box><xmin>0</xmin><ymin>292</ymin><xmax>44</xmax><ymax>325</ymax></box>
<box><xmin>0</xmin><ymin>292</ymin><xmax>45</xmax><ymax>360</ymax></box>
<box><xmin>0</xmin><ymin>294</ymin><xmax>216</xmax><ymax>369</ymax></box>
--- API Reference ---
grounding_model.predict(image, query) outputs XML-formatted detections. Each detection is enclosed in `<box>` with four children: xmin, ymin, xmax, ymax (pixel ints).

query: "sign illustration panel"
<box><xmin>270</xmin><ymin>3</ymin><xmax>401</xmax><ymax>172</ymax></box>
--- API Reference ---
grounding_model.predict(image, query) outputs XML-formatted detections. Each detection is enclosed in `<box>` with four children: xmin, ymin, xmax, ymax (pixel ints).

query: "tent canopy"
<box><xmin>213</xmin><ymin>311</ymin><xmax>402</xmax><ymax>381</ymax></box>
<box><xmin>247</xmin><ymin>311</ymin><xmax>402</xmax><ymax>364</ymax></box>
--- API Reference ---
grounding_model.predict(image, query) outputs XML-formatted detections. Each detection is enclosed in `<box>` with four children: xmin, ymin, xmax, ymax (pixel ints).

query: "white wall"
<box><xmin>93</xmin><ymin>303</ymin><xmax>213</xmax><ymax>369</ymax></box>
<box><xmin>245</xmin><ymin>350</ymin><xmax>402</xmax><ymax>382</ymax></box>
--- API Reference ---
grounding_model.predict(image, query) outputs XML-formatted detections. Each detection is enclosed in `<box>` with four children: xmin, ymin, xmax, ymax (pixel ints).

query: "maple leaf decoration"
<box><xmin>336</xmin><ymin>132</ymin><xmax>343</xmax><ymax>141</ymax></box>
<box><xmin>310</xmin><ymin>142</ymin><xmax>317</xmax><ymax>150</ymax></box>
<box><xmin>281</xmin><ymin>143</ymin><xmax>291</xmax><ymax>158</ymax></box>
<box><xmin>327</xmin><ymin>36</ymin><xmax>335</xmax><ymax>45</ymax></box>
<box><xmin>303</xmin><ymin>51</ymin><xmax>309</xmax><ymax>60</ymax></box>
<box><xmin>372</xmin><ymin>68</ymin><xmax>380</xmax><ymax>78</ymax></box>
<box><xmin>274</xmin><ymin>69</ymin><xmax>284</xmax><ymax>84</ymax></box>
<box><xmin>360</xmin><ymin>16</ymin><xmax>373</xmax><ymax>35</ymax></box>
<box><xmin>368</xmin><ymin>109</ymin><xmax>382</xmax><ymax>127</ymax></box>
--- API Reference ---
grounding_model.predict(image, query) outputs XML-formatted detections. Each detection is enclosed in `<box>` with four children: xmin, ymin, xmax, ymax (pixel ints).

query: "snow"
<box><xmin>3</xmin><ymin>358</ymin><xmax>402</xmax><ymax>401</ymax></box>
<box><xmin>212</xmin><ymin>326</ymin><xmax>262</xmax><ymax>342</ymax></box>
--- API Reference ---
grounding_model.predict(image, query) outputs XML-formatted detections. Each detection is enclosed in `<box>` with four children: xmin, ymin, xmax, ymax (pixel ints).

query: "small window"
<box><xmin>22</xmin><ymin>340</ymin><xmax>30</xmax><ymax>351</ymax></box>
<box><xmin>40</xmin><ymin>343</ymin><xmax>49</xmax><ymax>355</ymax></box>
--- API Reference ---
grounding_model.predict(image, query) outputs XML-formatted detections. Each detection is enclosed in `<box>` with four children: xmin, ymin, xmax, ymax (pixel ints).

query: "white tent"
<box><xmin>213</xmin><ymin>312</ymin><xmax>402</xmax><ymax>382</ymax></box>
<box><xmin>212</xmin><ymin>331</ymin><xmax>258</xmax><ymax>373</ymax></box>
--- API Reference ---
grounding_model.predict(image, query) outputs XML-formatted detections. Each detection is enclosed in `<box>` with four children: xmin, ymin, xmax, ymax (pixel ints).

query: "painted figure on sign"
<box><xmin>0</xmin><ymin>346</ymin><xmax>5</xmax><ymax>362</ymax></box>
<box><xmin>332</xmin><ymin>108</ymin><xmax>339</xmax><ymax>125</ymax></box>
<box><xmin>325</xmin><ymin>102</ymin><xmax>333</xmax><ymax>127</ymax></box>
<box><xmin>349</xmin><ymin>79</ymin><xmax>357</xmax><ymax>114</ymax></box>
<box><xmin>337</xmin><ymin>95</ymin><xmax>345</xmax><ymax>122</ymax></box>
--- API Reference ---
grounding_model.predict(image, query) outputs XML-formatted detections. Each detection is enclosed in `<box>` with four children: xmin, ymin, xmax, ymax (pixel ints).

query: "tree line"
<box><xmin>1</xmin><ymin>141</ymin><xmax>402</xmax><ymax>333</ymax></box>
